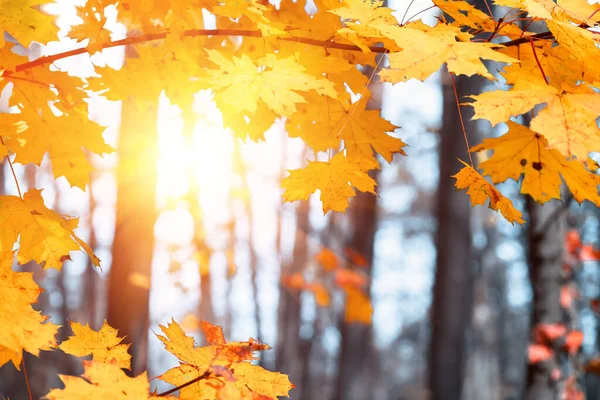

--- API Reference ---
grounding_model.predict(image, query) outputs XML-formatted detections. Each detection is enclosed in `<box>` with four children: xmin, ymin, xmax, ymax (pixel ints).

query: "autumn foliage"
<box><xmin>1</xmin><ymin>0</ymin><xmax>600</xmax><ymax>397</ymax></box>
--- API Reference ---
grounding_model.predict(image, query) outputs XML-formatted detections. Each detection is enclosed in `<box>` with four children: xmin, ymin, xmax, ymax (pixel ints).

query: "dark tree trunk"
<box><xmin>275</xmin><ymin>199</ymin><xmax>309</xmax><ymax>399</ymax></box>
<box><xmin>107</xmin><ymin>98</ymin><xmax>158</xmax><ymax>375</ymax></box>
<box><xmin>524</xmin><ymin>197</ymin><xmax>565</xmax><ymax>400</ymax></box>
<box><xmin>428</xmin><ymin>69</ymin><xmax>476</xmax><ymax>400</ymax></box>
<box><xmin>334</xmin><ymin>174</ymin><xmax>379</xmax><ymax>400</ymax></box>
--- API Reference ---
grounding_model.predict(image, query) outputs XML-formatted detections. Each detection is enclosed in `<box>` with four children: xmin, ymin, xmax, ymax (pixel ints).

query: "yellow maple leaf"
<box><xmin>453</xmin><ymin>160</ymin><xmax>525</xmax><ymax>225</ymax></box>
<box><xmin>282</xmin><ymin>152</ymin><xmax>378</xmax><ymax>214</ymax></box>
<box><xmin>376</xmin><ymin>22</ymin><xmax>518</xmax><ymax>82</ymax></box>
<box><xmin>68</xmin><ymin>0</ymin><xmax>113</xmax><ymax>54</ymax></box>
<box><xmin>231</xmin><ymin>362</ymin><xmax>294</xmax><ymax>399</ymax></box>
<box><xmin>471</xmin><ymin>121</ymin><xmax>600</xmax><ymax>206</ymax></box>
<box><xmin>0</xmin><ymin>190</ymin><xmax>100</xmax><ymax>270</ymax></box>
<box><xmin>199</xmin><ymin>49</ymin><xmax>337</xmax><ymax>117</ymax></box>
<box><xmin>499</xmin><ymin>41</ymin><xmax>599</xmax><ymax>90</ymax></box>
<box><xmin>468</xmin><ymin>82</ymin><xmax>600</xmax><ymax>160</ymax></box>
<box><xmin>496</xmin><ymin>0</ymin><xmax>600</xmax><ymax>24</ymax></box>
<box><xmin>0</xmin><ymin>0</ymin><xmax>59</xmax><ymax>46</ymax></box>
<box><xmin>157</xmin><ymin>320</ymin><xmax>293</xmax><ymax>400</ymax></box>
<box><xmin>433</xmin><ymin>0</ymin><xmax>521</xmax><ymax>36</ymax></box>
<box><xmin>59</xmin><ymin>320</ymin><xmax>131</xmax><ymax>369</ymax></box>
<box><xmin>4</xmin><ymin>108</ymin><xmax>113</xmax><ymax>189</ymax></box>
<box><xmin>287</xmin><ymin>93</ymin><xmax>406</xmax><ymax>162</ymax></box>
<box><xmin>545</xmin><ymin>19</ymin><xmax>600</xmax><ymax>74</ymax></box>
<box><xmin>274</xmin><ymin>0</ymin><xmax>342</xmax><ymax>41</ymax></box>
<box><xmin>0</xmin><ymin>252</ymin><xmax>59</xmax><ymax>369</ymax></box>
<box><xmin>45</xmin><ymin>361</ymin><xmax>173</xmax><ymax>399</ymax></box>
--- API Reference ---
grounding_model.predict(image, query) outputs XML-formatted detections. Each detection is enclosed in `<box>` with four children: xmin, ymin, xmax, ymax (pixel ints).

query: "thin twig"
<box><xmin>22</xmin><ymin>358</ymin><xmax>33</xmax><ymax>400</ymax></box>
<box><xmin>529</xmin><ymin>37</ymin><xmax>549</xmax><ymax>85</ymax></box>
<box><xmin>400</xmin><ymin>0</ymin><xmax>417</xmax><ymax>25</ymax></box>
<box><xmin>403</xmin><ymin>5</ymin><xmax>438</xmax><ymax>24</ymax></box>
<box><xmin>482</xmin><ymin>0</ymin><xmax>496</xmax><ymax>22</ymax></box>
<box><xmin>0</xmin><ymin>137</ymin><xmax>22</xmax><ymax>198</ymax></box>
<box><xmin>448</xmin><ymin>72</ymin><xmax>474</xmax><ymax>166</ymax></box>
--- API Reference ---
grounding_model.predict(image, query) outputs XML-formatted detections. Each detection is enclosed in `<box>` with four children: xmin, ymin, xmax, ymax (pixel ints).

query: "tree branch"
<box><xmin>3</xmin><ymin>27</ymin><xmax>562</xmax><ymax>75</ymax></box>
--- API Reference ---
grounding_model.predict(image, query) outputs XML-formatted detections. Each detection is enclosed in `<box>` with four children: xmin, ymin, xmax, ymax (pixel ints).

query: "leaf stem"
<box><xmin>22</xmin><ymin>358</ymin><xmax>32</xmax><ymax>400</ymax></box>
<box><xmin>448</xmin><ymin>72</ymin><xmax>474</xmax><ymax>167</ymax></box>
<box><xmin>528</xmin><ymin>37</ymin><xmax>549</xmax><ymax>85</ymax></box>
<box><xmin>0</xmin><ymin>136</ymin><xmax>23</xmax><ymax>199</ymax></box>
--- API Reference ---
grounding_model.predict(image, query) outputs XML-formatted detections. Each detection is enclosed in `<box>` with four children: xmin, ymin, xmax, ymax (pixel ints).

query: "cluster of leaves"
<box><xmin>1</xmin><ymin>248</ymin><xmax>293</xmax><ymax>398</ymax></box>
<box><xmin>283</xmin><ymin>247</ymin><xmax>373</xmax><ymax>324</ymax></box>
<box><xmin>0</xmin><ymin>0</ymin><xmax>596</xmax><ymax>225</ymax></box>
<box><xmin>527</xmin><ymin>230</ymin><xmax>600</xmax><ymax>398</ymax></box>
<box><xmin>1</xmin><ymin>0</ymin><xmax>600</xmax><ymax>396</ymax></box>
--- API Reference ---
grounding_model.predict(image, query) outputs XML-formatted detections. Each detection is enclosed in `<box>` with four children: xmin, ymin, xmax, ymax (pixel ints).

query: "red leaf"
<box><xmin>528</xmin><ymin>344</ymin><xmax>553</xmax><ymax>364</ymax></box>
<box><xmin>565</xmin><ymin>230</ymin><xmax>582</xmax><ymax>254</ymax></box>
<box><xmin>533</xmin><ymin>323</ymin><xmax>567</xmax><ymax>343</ymax></box>
<box><xmin>581</xmin><ymin>245</ymin><xmax>600</xmax><ymax>261</ymax></box>
<box><xmin>561</xmin><ymin>286</ymin><xmax>578</xmax><ymax>309</ymax></box>
<box><xmin>564</xmin><ymin>331</ymin><xmax>584</xmax><ymax>354</ymax></box>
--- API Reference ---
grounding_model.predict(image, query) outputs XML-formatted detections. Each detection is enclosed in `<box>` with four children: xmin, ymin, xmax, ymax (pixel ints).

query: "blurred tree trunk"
<box><xmin>334</xmin><ymin>181</ymin><xmax>379</xmax><ymax>400</ymax></box>
<box><xmin>428</xmin><ymin>70</ymin><xmax>476</xmax><ymax>400</ymax></box>
<box><xmin>463</xmin><ymin>223</ymin><xmax>502</xmax><ymax>400</ymax></box>
<box><xmin>524</xmin><ymin>197</ymin><xmax>565</xmax><ymax>400</ymax></box>
<box><xmin>275</xmin><ymin>199</ymin><xmax>309</xmax><ymax>399</ymax></box>
<box><xmin>107</xmin><ymin>98</ymin><xmax>158</xmax><ymax>375</ymax></box>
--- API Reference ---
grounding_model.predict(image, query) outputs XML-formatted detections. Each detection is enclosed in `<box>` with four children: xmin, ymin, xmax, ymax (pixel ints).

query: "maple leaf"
<box><xmin>282</xmin><ymin>153</ymin><xmax>378</xmax><ymax>213</ymax></box>
<box><xmin>453</xmin><ymin>160</ymin><xmax>525</xmax><ymax>225</ymax></box>
<box><xmin>45</xmin><ymin>360</ymin><xmax>173</xmax><ymax>399</ymax></box>
<box><xmin>468</xmin><ymin>82</ymin><xmax>600</xmax><ymax>160</ymax></box>
<box><xmin>59</xmin><ymin>320</ymin><xmax>131</xmax><ymax>369</ymax></box>
<box><xmin>198</xmin><ymin>49</ymin><xmax>337</xmax><ymax>117</ymax></box>
<box><xmin>0</xmin><ymin>190</ymin><xmax>100</xmax><ymax>270</ymax></box>
<box><xmin>91</xmin><ymin>43</ymin><xmax>204</xmax><ymax>111</ymax></box>
<box><xmin>434</xmin><ymin>0</ymin><xmax>522</xmax><ymax>36</ymax></box>
<box><xmin>274</xmin><ymin>0</ymin><xmax>342</xmax><ymax>41</ymax></box>
<box><xmin>471</xmin><ymin>121</ymin><xmax>600</xmax><ymax>206</ymax></box>
<box><xmin>0</xmin><ymin>251</ymin><xmax>59</xmax><ymax>369</ymax></box>
<box><xmin>230</xmin><ymin>362</ymin><xmax>294</xmax><ymax>399</ymax></box>
<box><xmin>375</xmin><ymin>22</ymin><xmax>518</xmax><ymax>82</ymax></box>
<box><xmin>68</xmin><ymin>0</ymin><xmax>113</xmax><ymax>54</ymax></box>
<box><xmin>0</xmin><ymin>0</ymin><xmax>59</xmax><ymax>46</ymax></box>
<box><xmin>4</xmin><ymin>108</ymin><xmax>114</xmax><ymax>189</ymax></box>
<box><xmin>157</xmin><ymin>320</ymin><xmax>293</xmax><ymax>400</ymax></box>
<box><xmin>287</xmin><ymin>94</ymin><xmax>406</xmax><ymax>162</ymax></box>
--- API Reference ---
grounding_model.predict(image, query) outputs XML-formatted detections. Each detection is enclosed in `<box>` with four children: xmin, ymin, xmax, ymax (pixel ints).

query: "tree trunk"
<box><xmin>333</xmin><ymin>174</ymin><xmax>379</xmax><ymax>400</ymax></box>
<box><xmin>275</xmin><ymin>199</ymin><xmax>309</xmax><ymax>399</ymax></box>
<box><xmin>524</xmin><ymin>197</ymin><xmax>565</xmax><ymax>400</ymax></box>
<box><xmin>428</xmin><ymin>69</ymin><xmax>476</xmax><ymax>400</ymax></box>
<box><xmin>107</xmin><ymin>98</ymin><xmax>158</xmax><ymax>375</ymax></box>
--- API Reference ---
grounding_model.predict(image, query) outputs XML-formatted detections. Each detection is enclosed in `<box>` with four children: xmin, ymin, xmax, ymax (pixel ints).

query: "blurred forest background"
<box><xmin>1</xmin><ymin>0</ymin><xmax>600</xmax><ymax>399</ymax></box>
